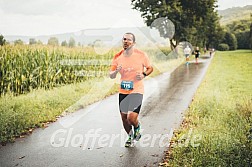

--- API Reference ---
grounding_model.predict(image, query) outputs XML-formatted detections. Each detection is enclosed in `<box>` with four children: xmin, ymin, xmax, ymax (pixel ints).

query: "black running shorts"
<box><xmin>119</xmin><ymin>93</ymin><xmax>143</xmax><ymax>114</ymax></box>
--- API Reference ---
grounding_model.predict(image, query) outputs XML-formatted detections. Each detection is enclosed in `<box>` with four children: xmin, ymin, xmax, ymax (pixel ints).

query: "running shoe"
<box><xmin>125</xmin><ymin>136</ymin><xmax>133</xmax><ymax>147</ymax></box>
<box><xmin>134</xmin><ymin>122</ymin><xmax>141</xmax><ymax>141</ymax></box>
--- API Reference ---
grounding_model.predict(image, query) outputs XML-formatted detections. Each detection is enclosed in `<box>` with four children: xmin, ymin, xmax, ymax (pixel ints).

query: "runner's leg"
<box><xmin>127</xmin><ymin>112</ymin><xmax>139</xmax><ymax>128</ymax></box>
<box><xmin>120</xmin><ymin>113</ymin><xmax>132</xmax><ymax>134</ymax></box>
<box><xmin>128</xmin><ymin>112</ymin><xmax>141</xmax><ymax>140</ymax></box>
<box><xmin>119</xmin><ymin>94</ymin><xmax>132</xmax><ymax>134</ymax></box>
<box><xmin>127</xmin><ymin>93</ymin><xmax>142</xmax><ymax>128</ymax></box>
<box><xmin>127</xmin><ymin>93</ymin><xmax>143</xmax><ymax>140</ymax></box>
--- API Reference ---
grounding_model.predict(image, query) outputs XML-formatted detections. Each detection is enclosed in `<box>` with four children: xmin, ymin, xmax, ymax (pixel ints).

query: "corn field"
<box><xmin>0</xmin><ymin>45</ymin><xmax>115</xmax><ymax>96</ymax></box>
<box><xmin>0</xmin><ymin>45</ymin><xmax>173</xmax><ymax>96</ymax></box>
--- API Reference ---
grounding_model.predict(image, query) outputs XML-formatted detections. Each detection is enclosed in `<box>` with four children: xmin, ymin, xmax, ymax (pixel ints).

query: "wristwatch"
<box><xmin>142</xmin><ymin>72</ymin><xmax>147</xmax><ymax>77</ymax></box>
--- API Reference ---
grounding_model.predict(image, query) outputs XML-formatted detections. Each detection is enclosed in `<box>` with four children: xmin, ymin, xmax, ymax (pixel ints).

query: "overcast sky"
<box><xmin>0</xmin><ymin>0</ymin><xmax>251</xmax><ymax>36</ymax></box>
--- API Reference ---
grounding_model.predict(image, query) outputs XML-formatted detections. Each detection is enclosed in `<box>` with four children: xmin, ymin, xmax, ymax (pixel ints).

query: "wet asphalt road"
<box><xmin>0</xmin><ymin>56</ymin><xmax>212</xmax><ymax>167</ymax></box>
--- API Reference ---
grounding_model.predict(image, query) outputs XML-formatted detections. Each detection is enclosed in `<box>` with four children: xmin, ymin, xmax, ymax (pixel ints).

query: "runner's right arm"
<box><xmin>110</xmin><ymin>51</ymin><xmax>123</xmax><ymax>79</ymax></box>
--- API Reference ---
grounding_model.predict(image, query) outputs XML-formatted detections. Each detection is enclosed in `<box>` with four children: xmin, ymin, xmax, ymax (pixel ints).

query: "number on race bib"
<box><xmin>121</xmin><ymin>81</ymin><xmax>134</xmax><ymax>90</ymax></box>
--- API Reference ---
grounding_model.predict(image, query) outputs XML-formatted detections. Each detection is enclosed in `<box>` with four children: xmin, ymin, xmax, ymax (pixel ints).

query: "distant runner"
<box><xmin>109</xmin><ymin>32</ymin><xmax>153</xmax><ymax>147</ymax></box>
<box><xmin>184</xmin><ymin>45</ymin><xmax>191</xmax><ymax>65</ymax></box>
<box><xmin>194</xmin><ymin>46</ymin><xmax>200</xmax><ymax>64</ymax></box>
<box><xmin>204</xmin><ymin>47</ymin><xmax>207</xmax><ymax>54</ymax></box>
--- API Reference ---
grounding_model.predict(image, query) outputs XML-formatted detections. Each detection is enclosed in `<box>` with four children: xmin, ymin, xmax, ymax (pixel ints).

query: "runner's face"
<box><xmin>122</xmin><ymin>34</ymin><xmax>134</xmax><ymax>50</ymax></box>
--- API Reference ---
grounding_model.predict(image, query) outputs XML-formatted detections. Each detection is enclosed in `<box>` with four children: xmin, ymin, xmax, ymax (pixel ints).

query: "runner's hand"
<box><xmin>109</xmin><ymin>65</ymin><xmax>122</xmax><ymax>79</ymax></box>
<box><xmin>136</xmin><ymin>72</ymin><xmax>144</xmax><ymax>80</ymax></box>
<box><xmin>116</xmin><ymin>65</ymin><xmax>122</xmax><ymax>72</ymax></box>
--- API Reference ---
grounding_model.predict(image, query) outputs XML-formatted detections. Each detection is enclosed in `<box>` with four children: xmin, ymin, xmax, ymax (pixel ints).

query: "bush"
<box><xmin>235</xmin><ymin>31</ymin><xmax>250</xmax><ymax>49</ymax></box>
<box><xmin>217</xmin><ymin>43</ymin><xmax>229</xmax><ymax>51</ymax></box>
<box><xmin>222</xmin><ymin>32</ymin><xmax>237</xmax><ymax>50</ymax></box>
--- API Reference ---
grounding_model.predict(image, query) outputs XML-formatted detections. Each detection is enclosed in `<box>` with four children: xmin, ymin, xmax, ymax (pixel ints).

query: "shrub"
<box><xmin>217</xmin><ymin>43</ymin><xmax>229</xmax><ymax>51</ymax></box>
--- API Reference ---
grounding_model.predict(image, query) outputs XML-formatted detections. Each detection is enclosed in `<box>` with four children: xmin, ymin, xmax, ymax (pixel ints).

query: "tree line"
<box><xmin>0</xmin><ymin>36</ymin><xmax>80</xmax><ymax>47</ymax></box>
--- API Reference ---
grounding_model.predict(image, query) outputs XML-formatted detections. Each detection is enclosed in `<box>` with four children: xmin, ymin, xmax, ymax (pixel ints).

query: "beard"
<box><xmin>124</xmin><ymin>44</ymin><xmax>133</xmax><ymax>50</ymax></box>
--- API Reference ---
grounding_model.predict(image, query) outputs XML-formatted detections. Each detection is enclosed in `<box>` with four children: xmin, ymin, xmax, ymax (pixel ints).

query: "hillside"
<box><xmin>5</xmin><ymin>27</ymin><xmax>168</xmax><ymax>47</ymax></box>
<box><xmin>218</xmin><ymin>5</ymin><xmax>252</xmax><ymax>25</ymax></box>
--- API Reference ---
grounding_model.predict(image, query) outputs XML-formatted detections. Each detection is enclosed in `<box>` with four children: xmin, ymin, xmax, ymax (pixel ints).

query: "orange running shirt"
<box><xmin>110</xmin><ymin>49</ymin><xmax>151</xmax><ymax>94</ymax></box>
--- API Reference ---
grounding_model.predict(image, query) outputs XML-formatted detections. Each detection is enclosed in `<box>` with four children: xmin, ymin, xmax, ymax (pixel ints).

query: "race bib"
<box><xmin>121</xmin><ymin>81</ymin><xmax>134</xmax><ymax>90</ymax></box>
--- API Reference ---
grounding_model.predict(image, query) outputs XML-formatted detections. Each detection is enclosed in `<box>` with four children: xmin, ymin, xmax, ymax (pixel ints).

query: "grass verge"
<box><xmin>161</xmin><ymin>50</ymin><xmax>252</xmax><ymax>166</ymax></box>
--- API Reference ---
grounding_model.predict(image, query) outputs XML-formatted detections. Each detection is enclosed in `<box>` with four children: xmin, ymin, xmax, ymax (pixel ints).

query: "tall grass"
<box><xmin>163</xmin><ymin>50</ymin><xmax>252</xmax><ymax>166</ymax></box>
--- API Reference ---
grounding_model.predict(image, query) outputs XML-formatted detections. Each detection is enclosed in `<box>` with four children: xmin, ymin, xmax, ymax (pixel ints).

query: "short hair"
<box><xmin>124</xmin><ymin>32</ymin><xmax>136</xmax><ymax>42</ymax></box>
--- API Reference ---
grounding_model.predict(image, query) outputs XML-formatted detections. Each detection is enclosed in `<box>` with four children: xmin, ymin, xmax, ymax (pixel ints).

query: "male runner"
<box><xmin>110</xmin><ymin>32</ymin><xmax>153</xmax><ymax>147</ymax></box>
<box><xmin>184</xmin><ymin>45</ymin><xmax>191</xmax><ymax>65</ymax></box>
<box><xmin>194</xmin><ymin>46</ymin><xmax>200</xmax><ymax>64</ymax></box>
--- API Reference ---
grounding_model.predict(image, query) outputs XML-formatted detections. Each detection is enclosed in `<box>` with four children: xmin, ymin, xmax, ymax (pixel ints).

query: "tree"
<box><xmin>236</xmin><ymin>31</ymin><xmax>250</xmax><ymax>49</ymax></box>
<box><xmin>217</xmin><ymin>43</ymin><xmax>229</xmax><ymax>51</ymax></box>
<box><xmin>223</xmin><ymin>31</ymin><xmax>237</xmax><ymax>50</ymax></box>
<box><xmin>226</xmin><ymin>20</ymin><xmax>250</xmax><ymax>34</ymax></box>
<box><xmin>14</xmin><ymin>39</ymin><xmax>24</xmax><ymax>45</ymax></box>
<box><xmin>37</xmin><ymin>40</ymin><xmax>43</xmax><ymax>45</ymax></box>
<box><xmin>68</xmin><ymin>37</ymin><xmax>76</xmax><ymax>47</ymax></box>
<box><xmin>250</xmin><ymin>15</ymin><xmax>252</xmax><ymax>50</ymax></box>
<box><xmin>29</xmin><ymin>38</ymin><xmax>37</xmax><ymax>45</ymax></box>
<box><xmin>0</xmin><ymin>34</ymin><xmax>6</xmax><ymax>46</ymax></box>
<box><xmin>131</xmin><ymin>0</ymin><xmax>219</xmax><ymax>49</ymax></box>
<box><xmin>47</xmin><ymin>37</ymin><xmax>59</xmax><ymax>46</ymax></box>
<box><xmin>61</xmin><ymin>40</ymin><xmax>68</xmax><ymax>47</ymax></box>
<box><xmin>223</xmin><ymin>19</ymin><xmax>251</xmax><ymax>49</ymax></box>
<box><xmin>205</xmin><ymin>16</ymin><xmax>225</xmax><ymax>49</ymax></box>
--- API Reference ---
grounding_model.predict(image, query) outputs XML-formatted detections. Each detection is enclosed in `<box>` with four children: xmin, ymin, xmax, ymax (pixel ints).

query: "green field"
<box><xmin>0</xmin><ymin>45</ymin><xmax>183</xmax><ymax>144</ymax></box>
<box><xmin>162</xmin><ymin>50</ymin><xmax>252</xmax><ymax>166</ymax></box>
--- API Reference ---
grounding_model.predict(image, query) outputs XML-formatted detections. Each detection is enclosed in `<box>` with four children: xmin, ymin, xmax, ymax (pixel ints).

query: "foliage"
<box><xmin>205</xmin><ymin>13</ymin><xmax>225</xmax><ymax>49</ymax></box>
<box><xmin>131</xmin><ymin>0</ymin><xmax>222</xmax><ymax>49</ymax></box>
<box><xmin>29</xmin><ymin>38</ymin><xmax>37</xmax><ymax>45</ymax></box>
<box><xmin>236</xmin><ymin>31</ymin><xmax>250</xmax><ymax>49</ymax></box>
<box><xmin>68</xmin><ymin>37</ymin><xmax>76</xmax><ymax>47</ymax></box>
<box><xmin>222</xmin><ymin>31</ymin><xmax>237</xmax><ymax>50</ymax></box>
<box><xmin>14</xmin><ymin>39</ymin><xmax>24</xmax><ymax>45</ymax></box>
<box><xmin>37</xmin><ymin>40</ymin><xmax>43</xmax><ymax>45</ymax></box>
<box><xmin>217</xmin><ymin>43</ymin><xmax>229</xmax><ymax>51</ymax></box>
<box><xmin>0</xmin><ymin>34</ymin><xmax>6</xmax><ymax>46</ymax></box>
<box><xmin>225</xmin><ymin>19</ymin><xmax>251</xmax><ymax>34</ymax></box>
<box><xmin>218</xmin><ymin>7</ymin><xmax>252</xmax><ymax>50</ymax></box>
<box><xmin>61</xmin><ymin>40</ymin><xmax>68</xmax><ymax>47</ymax></box>
<box><xmin>47</xmin><ymin>37</ymin><xmax>59</xmax><ymax>46</ymax></box>
<box><xmin>250</xmin><ymin>23</ymin><xmax>252</xmax><ymax>50</ymax></box>
<box><xmin>223</xmin><ymin>19</ymin><xmax>251</xmax><ymax>49</ymax></box>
